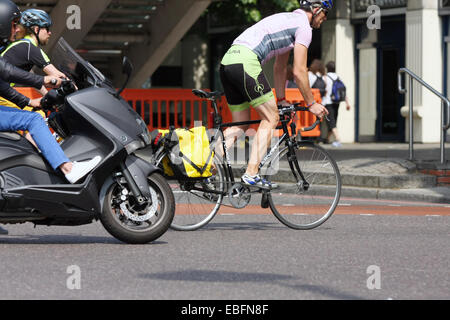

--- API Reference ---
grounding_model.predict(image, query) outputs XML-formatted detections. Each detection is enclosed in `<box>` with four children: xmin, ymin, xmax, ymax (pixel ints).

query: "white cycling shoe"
<box><xmin>65</xmin><ymin>156</ymin><xmax>102</xmax><ymax>184</ymax></box>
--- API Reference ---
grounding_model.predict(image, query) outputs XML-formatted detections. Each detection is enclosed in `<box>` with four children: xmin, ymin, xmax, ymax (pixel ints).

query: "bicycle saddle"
<box><xmin>192</xmin><ymin>89</ymin><xmax>223</xmax><ymax>100</ymax></box>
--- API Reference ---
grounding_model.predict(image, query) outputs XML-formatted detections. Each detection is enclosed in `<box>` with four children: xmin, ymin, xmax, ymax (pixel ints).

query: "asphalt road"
<box><xmin>0</xmin><ymin>197</ymin><xmax>448</xmax><ymax>301</ymax></box>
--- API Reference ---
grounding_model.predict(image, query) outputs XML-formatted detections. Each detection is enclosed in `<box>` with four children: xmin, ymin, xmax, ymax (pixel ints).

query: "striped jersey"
<box><xmin>233</xmin><ymin>9</ymin><xmax>312</xmax><ymax>65</ymax></box>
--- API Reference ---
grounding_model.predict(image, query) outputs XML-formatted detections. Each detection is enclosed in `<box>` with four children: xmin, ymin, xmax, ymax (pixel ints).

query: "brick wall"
<box><xmin>420</xmin><ymin>170</ymin><xmax>450</xmax><ymax>186</ymax></box>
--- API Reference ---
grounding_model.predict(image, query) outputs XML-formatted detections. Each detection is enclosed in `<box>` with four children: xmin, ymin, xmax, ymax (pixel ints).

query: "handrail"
<box><xmin>398</xmin><ymin>68</ymin><xmax>450</xmax><ymax>164</ymax></box>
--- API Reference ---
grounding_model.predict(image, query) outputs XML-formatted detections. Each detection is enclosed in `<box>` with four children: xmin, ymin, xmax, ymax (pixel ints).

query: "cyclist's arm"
<box><xmin>273</xmin><ymin>51</ymin><xmax>290</xmax><ymax>102</ymax></box>
<box><xmin>292</xmin><ymin>44</ymin><xmax>315</xmax><ymax>105</ymax></box>
<box><xmin>293</xmin><ymin>44</ymin><xmax>328</xmax><ymax>117</ymax></box>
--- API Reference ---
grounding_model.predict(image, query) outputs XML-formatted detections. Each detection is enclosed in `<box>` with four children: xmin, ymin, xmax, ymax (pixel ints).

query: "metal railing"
<box><xmin>398</xmin><ymin>68</ymin><xmax>450</xmax><ymax>164</ymax></box>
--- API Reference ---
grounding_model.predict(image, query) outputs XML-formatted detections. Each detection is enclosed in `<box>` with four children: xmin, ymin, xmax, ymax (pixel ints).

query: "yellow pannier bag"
<box><xmin>152</xmin><ymin>126</ymin><xmax>214</xmax><ymax>178</ymax></box>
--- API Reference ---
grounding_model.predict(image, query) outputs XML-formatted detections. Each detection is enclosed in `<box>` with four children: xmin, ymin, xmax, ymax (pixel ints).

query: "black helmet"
<box><xmin>0</xmin><ymin>0</ymin><xmax>21</xmax><ymax>46</ymax></box>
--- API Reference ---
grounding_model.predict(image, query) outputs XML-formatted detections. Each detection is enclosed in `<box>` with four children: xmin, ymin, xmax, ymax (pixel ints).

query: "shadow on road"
<box><xmin>0</xmin><ymin>234</ymin><xmax>168</xmax><ymax>245</ymax></box>
<box><xmin>139</xmin><ymin>269</ymin><xmax>363</xmax><ymax>299</ymax></box>
<box><xmin>199</xmin><ymin>221</ymin><xmax>285</xmax><ymax>231</ymax></box>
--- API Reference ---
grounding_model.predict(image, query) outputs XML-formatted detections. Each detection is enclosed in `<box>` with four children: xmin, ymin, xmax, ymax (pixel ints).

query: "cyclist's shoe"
<box><xmin>241</xmin><ymin>173</ymin><xmax>278</xmax><ymax>190</ymax></box>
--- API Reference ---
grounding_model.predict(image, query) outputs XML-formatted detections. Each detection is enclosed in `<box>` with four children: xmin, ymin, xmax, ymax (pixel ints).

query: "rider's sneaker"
<box><xmin>65</xmin><ymin>156</ymin><xmax>102</xmax><ymax>184</ymax></box>
<box><xmin>241</xmin><ymin>173</ymin><xmax>278</xmax><ymax>189</ymax></box>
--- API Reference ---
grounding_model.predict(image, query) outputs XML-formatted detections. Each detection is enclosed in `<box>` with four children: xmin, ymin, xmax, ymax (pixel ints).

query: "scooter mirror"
<box><xmin>122</xmin><ymin>57</ymin><xmax>133</xmax><ymax>77</ymax></box>
<box><xmin>116</xmin><ymin>57</ymin><xmax>133</xmax><ymax>97</ymax></box>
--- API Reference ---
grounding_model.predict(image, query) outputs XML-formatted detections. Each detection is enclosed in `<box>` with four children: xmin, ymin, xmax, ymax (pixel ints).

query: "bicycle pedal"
<box><xmin>228</xmin><ymin>183</ymin><xmax>251</xmax><ymax>209</ymax></box>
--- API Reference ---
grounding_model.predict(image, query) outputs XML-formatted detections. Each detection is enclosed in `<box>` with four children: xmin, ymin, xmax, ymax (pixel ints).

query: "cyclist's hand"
<box><xmin>44</xmin><ymin>76</ymin><xmax>62</xmax><ymax>88</ymax></box>
<box><xmin>277</xmin><ymin>98</ymin><xmax>291</xmax><ymax>107</ymax></box>
<box><xmin>29</xmin><ymin>97</ymin><xmax>43</xmax><ymax>109</ymax></box>
<box><xmin>309</xmin><ymin>103</ymin><xmax>328</xmax><ymax>119</ymax></box>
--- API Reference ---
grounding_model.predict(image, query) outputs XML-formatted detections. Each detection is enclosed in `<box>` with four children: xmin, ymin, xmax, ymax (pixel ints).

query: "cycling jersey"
<box><xmin>233</xmin><ymin>9</ymin><xmax>312</xmax><ymax>65</ymax></box>
<box><xmin>220</xmin><ymin>9</ymin><xmax>312</xmax><ymax>111</ymax></box>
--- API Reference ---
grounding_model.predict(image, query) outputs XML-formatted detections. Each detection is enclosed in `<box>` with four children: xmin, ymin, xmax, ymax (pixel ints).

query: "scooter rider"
<box><xmin>0</xmin><ymin>0</ymin><xmax>101</xmax><ymax>234</ymax></box>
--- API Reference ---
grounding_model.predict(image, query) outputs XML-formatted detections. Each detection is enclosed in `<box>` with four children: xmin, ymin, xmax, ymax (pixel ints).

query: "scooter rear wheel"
<box><xmin>100</xmin><ymin>172</ymin><xmax>175</xmax><ymax>244</ymax></box>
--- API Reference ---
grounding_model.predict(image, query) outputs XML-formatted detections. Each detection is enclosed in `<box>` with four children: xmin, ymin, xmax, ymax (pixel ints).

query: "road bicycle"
<box><xmin>152</xmin><ymin>89</ymin><xmax>341</xmax><ymax>231</ymax></box>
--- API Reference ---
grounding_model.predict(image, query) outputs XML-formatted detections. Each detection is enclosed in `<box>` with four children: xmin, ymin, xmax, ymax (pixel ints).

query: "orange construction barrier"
<box><xmin>14</xmin><ymin>87</ymin><xmax>321</xmax><ymax>137</ymax></box>
<box><xmin>15</xmin><ymin>87</ymin><xmax>42</xmax><ymax>99</ymax></box>
<box><xmin>218</xmin><ymin>88</ymin><xmax>322</xmax><ymax>137</ymax></box>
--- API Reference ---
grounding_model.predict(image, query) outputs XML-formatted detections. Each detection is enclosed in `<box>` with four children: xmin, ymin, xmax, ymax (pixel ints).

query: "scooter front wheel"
<box><xmin>100</xmin><ymin>172</ymin><xmax>175</xmax><ymax>244</ymax></box>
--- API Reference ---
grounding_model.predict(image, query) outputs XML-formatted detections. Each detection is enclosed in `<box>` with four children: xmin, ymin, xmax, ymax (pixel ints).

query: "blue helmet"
<box><xmin>20</xmin><ymin>9</ymin><xmax>52</xmax><ymax>29</ymax></box>
<box><xmin>299</xmin><ymin>0</ymin><xmax>334</xmax><ymax>11</ymax></box>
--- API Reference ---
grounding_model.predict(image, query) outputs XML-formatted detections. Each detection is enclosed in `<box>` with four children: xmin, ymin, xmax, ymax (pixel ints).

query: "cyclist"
<box><xmin>220</xmin><ymin>0</ymin><xmax>331</xmax><ymax>189</ymax></box>
<box><xmin>0</xmin><ymin>8</ymin><xmax>66</xmax><ymax>147</ymax></box>
<box><xmin>0</xmin><ymin>1</ymin><xmax>101</xmax><ymax>182</ymax></box>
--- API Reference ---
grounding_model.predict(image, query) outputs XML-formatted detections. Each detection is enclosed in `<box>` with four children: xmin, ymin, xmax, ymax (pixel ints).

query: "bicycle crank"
<box><xmin>228</xmin><ymin>183</ymin><xmax>251</xmax><ymax>209</ymax></box>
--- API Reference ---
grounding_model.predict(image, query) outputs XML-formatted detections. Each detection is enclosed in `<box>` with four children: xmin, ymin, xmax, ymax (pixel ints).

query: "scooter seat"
<box><xmin>0</xmin><ymin>132</ymin><xmax>21</xmax><ymax>141</ymax></box>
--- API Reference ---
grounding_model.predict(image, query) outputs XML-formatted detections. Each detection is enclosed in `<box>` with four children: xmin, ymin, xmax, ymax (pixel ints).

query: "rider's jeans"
<box><xmin>0</xmin><ymin>105</ymin><xmax>69</xmax><ymax>170</ymax></box>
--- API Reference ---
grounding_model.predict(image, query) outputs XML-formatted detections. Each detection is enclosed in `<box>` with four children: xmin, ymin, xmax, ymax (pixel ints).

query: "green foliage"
<box><xmin>208</xmin><ymin>0</ymin><xmax>300</xmax><ymax>29</ymax></box>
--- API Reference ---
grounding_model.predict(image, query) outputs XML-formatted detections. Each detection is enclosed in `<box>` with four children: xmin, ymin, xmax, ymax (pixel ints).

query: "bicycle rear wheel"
<box><xmin>261</xmin><ymin>141</ymin><xmax>341</xmax><ymax>230</ymax></box>
<box><xmin>170</xmin><ymin>154</ymin><xmax>225</xmax><ymax>231</ymax></box>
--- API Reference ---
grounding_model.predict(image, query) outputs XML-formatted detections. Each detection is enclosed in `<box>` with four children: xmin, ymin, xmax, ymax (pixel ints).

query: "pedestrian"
<box><xmin>286</xmin><ymin>64</ymin><xmax>297</xmax><ymax>88</ymax></box>
<box><xmin>308</xmin><ymin>58</ymin><xmax>328</xmax><ymax>100</ymax></box>
<box><xmin>324</xmin><ymin>60</ymin><xmax>351</xmax><ymax>147</ymax></box>
<box><xmin>219</xmin><ymin>0</ymin><xmax>332</xmax><ymax>189</ymax></box>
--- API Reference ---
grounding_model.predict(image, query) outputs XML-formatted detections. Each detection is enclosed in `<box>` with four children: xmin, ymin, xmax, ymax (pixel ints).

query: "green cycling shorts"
<box><xmin>219</xmin><ymin>45</ymin><xmax>274</xmax><ymax>112</ymax></box>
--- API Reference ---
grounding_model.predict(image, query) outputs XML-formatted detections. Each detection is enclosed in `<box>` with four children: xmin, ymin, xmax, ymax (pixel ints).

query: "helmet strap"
<box><xmin>30</xmin><ymin>27</ymin><xmax>42</xmax><ymax>46</ymax></box>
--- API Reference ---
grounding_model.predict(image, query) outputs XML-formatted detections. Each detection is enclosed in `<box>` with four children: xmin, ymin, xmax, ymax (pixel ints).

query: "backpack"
<box><xmin>329</xmin><ymin>76</ymin><xmax>346</xmax><ymax>103</ymax></box>
<box><xmin>312</xmin><ymin>75</ymin><xmax>327</xmax><ymax>98</ymax></box>
<box><xmin>151</xmin><ymin>126</ymin><xmax>214</xmax><ymax>179</ymax></box>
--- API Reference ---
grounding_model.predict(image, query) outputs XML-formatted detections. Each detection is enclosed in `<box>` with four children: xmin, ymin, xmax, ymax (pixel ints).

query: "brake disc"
<box><xmin>120</xmin><ymin>187</ymin><xmax>158</xmax><ymax>222</ymax></box>
<box><xmin>228</xmin><ymin>183</ymin><xmax>251</xmax><ymax>209</ymax></box>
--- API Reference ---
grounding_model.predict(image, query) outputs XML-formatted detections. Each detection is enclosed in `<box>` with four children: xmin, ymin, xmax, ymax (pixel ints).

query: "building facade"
<box><xmin>325</xmin><ymin>0</ymin><xmax>448</xmax><ymax>143</ymax></box>
<box><xmin>153</xmin><ymin>0</ymin><xmax>449</xmax><ymax>144</ymax></box>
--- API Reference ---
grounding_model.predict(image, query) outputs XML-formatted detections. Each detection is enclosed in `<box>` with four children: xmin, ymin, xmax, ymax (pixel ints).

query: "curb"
<box><xmin>272</xmin><ymin>183</ymin><xmax>450</xmax><ymax>204</ymax></box>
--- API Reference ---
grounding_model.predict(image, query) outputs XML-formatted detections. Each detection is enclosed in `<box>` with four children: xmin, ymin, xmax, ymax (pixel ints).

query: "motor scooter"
<box><xmin>0</xmin><ymin>38</ymin><xmax>174</xmax><ymax>244</ymax></box>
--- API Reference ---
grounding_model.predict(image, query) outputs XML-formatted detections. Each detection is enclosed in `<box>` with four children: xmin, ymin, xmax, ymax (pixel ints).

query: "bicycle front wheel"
<box><xmin>261</xmin><ymin>141</ymin><xmax>341</xmax><ymax>230</ymax></box>
<box><xmin>170</xmin><ymin>154</ymin><xmax>225</xmax><ymax>231</ymax></box>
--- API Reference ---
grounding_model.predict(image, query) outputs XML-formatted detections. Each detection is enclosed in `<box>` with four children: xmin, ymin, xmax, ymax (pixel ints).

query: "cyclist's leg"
<box><xmin>221</xmin><ymin>108</ymin><xmax>251</xmax><ymax>154</ymax></box>
<box><xmin>246</xmin><ymin>98</ymin><xmax>279</xmax><ymax>176</ymax></box>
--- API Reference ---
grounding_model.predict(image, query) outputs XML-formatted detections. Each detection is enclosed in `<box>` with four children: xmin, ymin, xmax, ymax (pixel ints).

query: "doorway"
<box><xmin>376</xmin><ymin>19</ymin><xmax>405</xmax><ymax>141</ymax></box>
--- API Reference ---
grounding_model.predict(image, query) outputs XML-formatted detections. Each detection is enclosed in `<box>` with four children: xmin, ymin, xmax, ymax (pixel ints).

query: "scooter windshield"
<box><xmin>51</xmin><ymin>37</ymin><xmax>115</xmax><ymax>90</ymax></box>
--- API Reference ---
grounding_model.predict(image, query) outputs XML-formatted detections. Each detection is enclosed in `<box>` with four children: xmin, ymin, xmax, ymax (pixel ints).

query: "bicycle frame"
<box><xmin>209</xmin><ymin>99</ymin><xmax>312</xmax><ymax>192</ymax></box>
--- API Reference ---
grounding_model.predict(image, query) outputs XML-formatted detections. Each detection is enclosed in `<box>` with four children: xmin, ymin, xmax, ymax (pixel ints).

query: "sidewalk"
<box><xmin>230</xmin><ymin>142</ymin><xmax>450</xmax><ymax>204</ymax></box>
<box><xmin>321</xmin><ymin>142</ymin><xmax>450</xmax><ymax>203</ymax></box>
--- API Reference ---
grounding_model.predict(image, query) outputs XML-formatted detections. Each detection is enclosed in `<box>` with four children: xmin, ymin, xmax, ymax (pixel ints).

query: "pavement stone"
<box><xmin>229</xmin><ymin>142</ymin><xmax>450</xmax><ymax>204</ymax></box>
